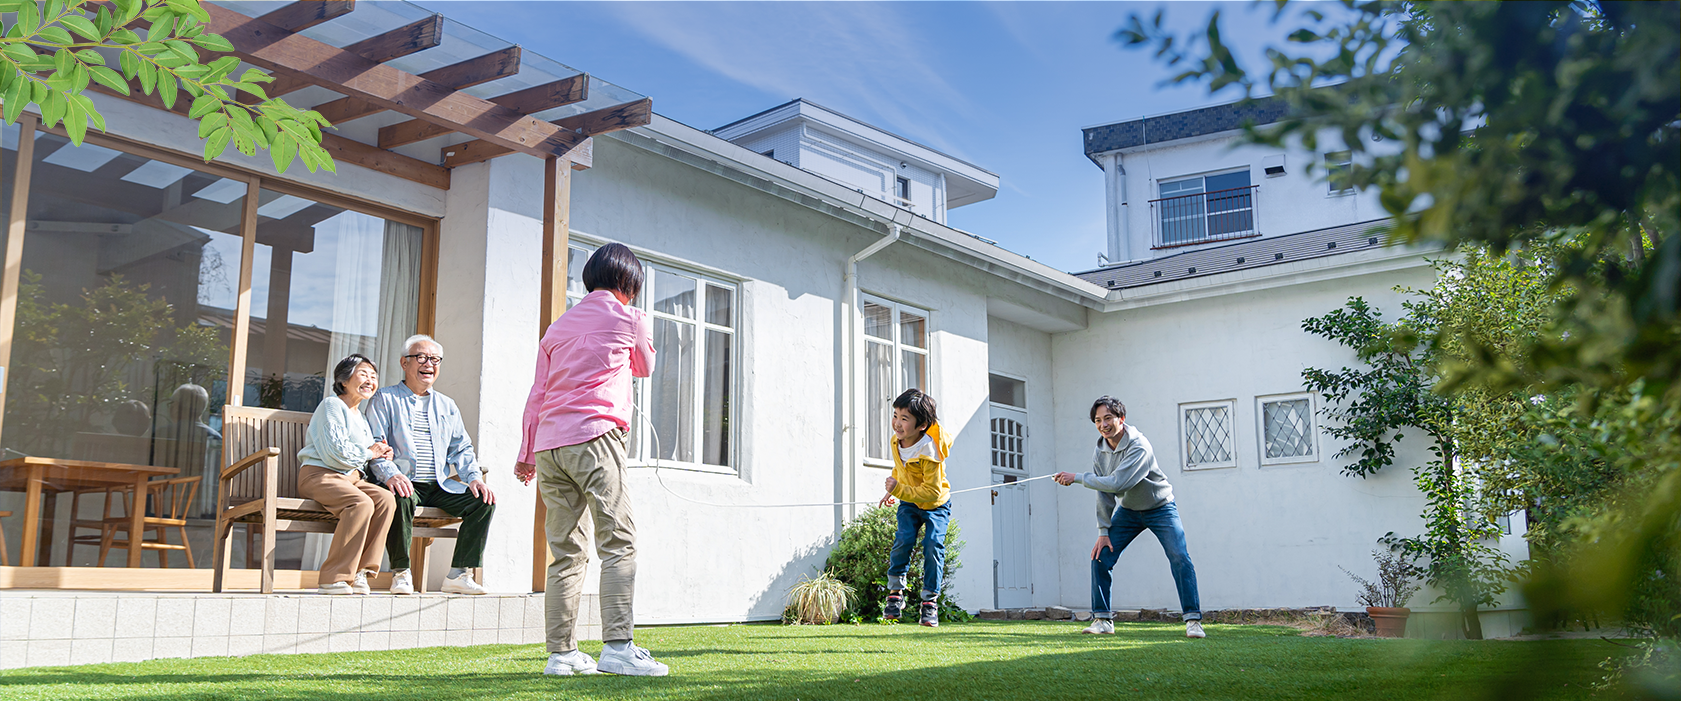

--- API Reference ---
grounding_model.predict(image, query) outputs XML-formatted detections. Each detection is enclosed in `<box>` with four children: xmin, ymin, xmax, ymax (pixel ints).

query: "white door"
<box><xmin>990</xmin><ymin>409</ymin><xmax>1032</xmax><ymax>608</ymax></box>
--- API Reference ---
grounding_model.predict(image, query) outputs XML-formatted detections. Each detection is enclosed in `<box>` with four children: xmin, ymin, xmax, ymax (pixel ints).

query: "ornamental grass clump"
<box><xmin>786</xmin><ymin>572</ymin><xmax>854</xmax><ymax>625</ymax></box>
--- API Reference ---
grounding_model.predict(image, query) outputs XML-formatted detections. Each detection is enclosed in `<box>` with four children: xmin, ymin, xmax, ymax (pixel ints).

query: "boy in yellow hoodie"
<box><xmin>879</xmin><ymin>388</ymin><xmax>953</xmax><ymax>627</ymax></box>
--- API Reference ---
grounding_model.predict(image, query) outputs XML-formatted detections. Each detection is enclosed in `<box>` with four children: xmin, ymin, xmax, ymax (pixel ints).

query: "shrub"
<box><xmin>823</xmin><ymin>504</ymin><xmax>966</xmax><ymax>622</ymax></box>
<box><xmin>1342</xmin><ymin>547</ymin><xmax>1422</xmax><ymax>609</ymax></box>
<box><xmin>785</xmin><ymin>571</ymin><xmax>854</xmax><ymax>625</ymax></box>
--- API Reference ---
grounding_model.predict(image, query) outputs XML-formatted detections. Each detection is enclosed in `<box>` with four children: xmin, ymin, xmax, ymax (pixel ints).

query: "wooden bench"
<box><xmin>212</xmin><ymin>405</ymin><xmax>463</xmax><ymax>593</ymax></box>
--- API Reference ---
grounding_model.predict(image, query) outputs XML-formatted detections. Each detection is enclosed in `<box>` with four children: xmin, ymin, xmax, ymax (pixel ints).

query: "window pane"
<box><xmin>650</xmin><ymin>318</ymin><xmax>695</xmax><ymax>462</ymax></box>
<box><xmin>899</xmin><ymin>310</ymin><xmax>926</xmax><ymax>349</ymax></box>
<box><xmin>1263</xmin><ymin>398</ymin><xmax>1314</xmax><ymax>459</ymax></box>
<box><xmin>902</xmin><ymin>349</ymin><xmax>926</xmax><ymax>395</ymax></box>
<box><xmin>705</xmin><ymin>284</ymin><xmax>733</xmax><ymax>327</ymax></box>
<box><xmin>567</xmin><ymin>245</ymin><xmax>590</xmax><ymax>300</ymax></box>
<box><xmin>5</xmin><ymin>135</ymin><xmax>243</xmax><ymax>536</ymax></box>
<box><xmin>989</xmin><ymin>374</ymin><xmax>1026</xmax><ymax>408</ymax></box>
<box><xmin>864</xmin><ymin>341</ymin><xmax>893</xmax><ymax>460</ymax></box>
<box><xmin>652</xmin><ymin>268</ymin><xmax>697</xmax><ymax>318</ymax></box>
<box><xmin>1184</xmin><ymin>404</ymin><xmax>1234</xmax><ymax>467</ymax></box>
<box><xmin>702</xmin><ymin>329</ymin><xmax>731</xmax><ymax>466</ymax></box>
<box><xmin>243</xmin><ymin>190</ymin><xmax>422</xmax><ymax>413</ymax></box>
<box><xmin>1205</xmin><ymin>170</ymin><xmax>1251</xmax><ymax>192</ymax></box>
<box><xmin>1160</xmin><ymin>178</ymin><xmax>1203</xmax><ymax>196</ymax></box>
<box><xmin>863</xmin><ymin>301</ymin><xmax>891</xmax><ymax>340</ymax></box>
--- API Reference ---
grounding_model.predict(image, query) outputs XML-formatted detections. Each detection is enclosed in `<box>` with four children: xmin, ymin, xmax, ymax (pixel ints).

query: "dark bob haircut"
<box><xmin>892</xmin><ymin>388</ymin><xmax>938</xmax><ymax>431</ymax></box>
<box><xmin>583</xmin><ymin>243</ymin><xmax>645</xmax><ymax>301</ymax></box>
<box><xmin>332</xmin><ymin>354</ymin><xmax>377</xmax><ymax>396</ymax></box>
<box><xmin>1090</xmin><ymin>396</ymin><xmax>1127</xmax><ymax>423</ymax></box>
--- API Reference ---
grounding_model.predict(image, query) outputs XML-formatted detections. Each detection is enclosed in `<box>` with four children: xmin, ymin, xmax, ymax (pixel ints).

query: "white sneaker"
<box><xmin>441</xmin><ymin>572</ymin><xmax>487</xmax><ymax>595</ymax></box>
<box><xmin>390</xmin><ymin>569</ymin><xmax>414</xmax><ymax>595</ymax></box>
<box><xmin>318</xmin><ymin>581</ymin><xmax>356</xmax><ymax>595</ymax></box>
<box><xmin>1081</xmin><ymin>618</ymin><xmax>1115</xmax><ymax>635</ymax></box>
<box><xmin>597</xmin><ymin>643</ymin><xmax>669</xmax><ymax>676</ymax></box>
<box><xmin>543</xmin><ymin>650</ymin><xmax>600</xmax><ymax>676</ymax></box>
<box><xmin>352</xmin><ymin>570</ymin><xmax>373</xmax><ymax>595</ymax></box>
<box><xmin>1186</xmin><ymin>620</ymin><xmax>1206</xmax><ymax>638</ymax></box>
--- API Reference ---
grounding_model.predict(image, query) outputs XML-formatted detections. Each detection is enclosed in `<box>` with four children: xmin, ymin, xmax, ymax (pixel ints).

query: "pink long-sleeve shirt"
<box><xmin>518</xmin><ymin>290</ymin><xmax>655</xmax><ymax>464</ymax></box>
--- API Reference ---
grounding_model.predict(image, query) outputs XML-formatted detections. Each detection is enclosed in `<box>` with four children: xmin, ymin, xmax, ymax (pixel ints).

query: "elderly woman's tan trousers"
<box><xmin>298</xmin><ymin>465</ymin><xmax>396</xmax><ymax>584</ymax></box>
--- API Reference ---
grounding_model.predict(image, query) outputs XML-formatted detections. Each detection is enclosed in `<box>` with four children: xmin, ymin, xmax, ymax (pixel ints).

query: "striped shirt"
<box><xmin>411</xmin><ymin>393</ymin><xmax>437</xmax><ymax>483</ymax></box>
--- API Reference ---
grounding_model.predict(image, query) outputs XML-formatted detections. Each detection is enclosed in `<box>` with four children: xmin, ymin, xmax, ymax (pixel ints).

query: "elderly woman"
<box><xmin>297</xmin><ymin>354</ymin><xmax>397</xmax><ymax>595</ymax></box>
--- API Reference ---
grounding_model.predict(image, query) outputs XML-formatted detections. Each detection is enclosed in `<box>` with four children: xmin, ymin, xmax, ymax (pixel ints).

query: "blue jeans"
<box><xmin>886</xmin><ymin>501</ymin><xmax>951</xmax><ymax>600</ymax></box>
<box><xmin>1090</xmin><ymin>501</ymin><xmax>1201</xmax><ymax>621</ymax></box>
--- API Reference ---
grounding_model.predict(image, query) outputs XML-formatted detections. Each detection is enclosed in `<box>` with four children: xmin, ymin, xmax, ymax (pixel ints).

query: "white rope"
<box><xmin>633</xmin><ymin>405</ymin><xmax>1054</xmax><ymax>509</ymax></box>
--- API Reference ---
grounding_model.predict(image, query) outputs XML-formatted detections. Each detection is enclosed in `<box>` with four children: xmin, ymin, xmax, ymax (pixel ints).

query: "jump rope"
<box><xmin>631</xmin><ymin>404</ymin><xmax>1056</xmax><ymax>509</ymax></box>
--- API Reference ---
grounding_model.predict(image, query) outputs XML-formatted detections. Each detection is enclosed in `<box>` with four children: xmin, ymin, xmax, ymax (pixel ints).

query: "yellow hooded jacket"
<box><xmin>889</xmin><ymin>421</ymin><xmax>952</xmax><ymax>510</ymax></box>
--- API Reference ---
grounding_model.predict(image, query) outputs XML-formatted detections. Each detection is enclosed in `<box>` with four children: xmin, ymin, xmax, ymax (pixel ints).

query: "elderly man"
<box><xmin>365</xmin><ymin>334</ymin><xmax>497</xmax><ymax>595</ymax></box>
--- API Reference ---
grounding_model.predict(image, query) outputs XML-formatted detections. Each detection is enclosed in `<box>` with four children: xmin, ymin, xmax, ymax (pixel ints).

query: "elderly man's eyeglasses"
<box><xmin>404</xmin><ymin>354</ymin><xmax>444</xmax><ymax>366</ymax></box>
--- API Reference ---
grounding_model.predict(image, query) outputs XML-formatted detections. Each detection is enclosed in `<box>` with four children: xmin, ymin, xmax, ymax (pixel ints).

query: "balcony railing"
<box><xmin>1149</xmin><ymin>185</ymin><xmax>1260</xmax><ymax>249</ymax></box>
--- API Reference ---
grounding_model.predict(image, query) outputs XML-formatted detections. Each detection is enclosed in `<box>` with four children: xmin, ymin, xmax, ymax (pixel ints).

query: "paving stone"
<box><xmin>1046</xmin><ymin>606</ymin><xmax>1074</xmax><ymax>620</ymax></box>
<box><xmin>976</xmin><ymin>609</ymin><xmax>1007</xmax><ymax>620</ymax></box>
<box><xmin>1022</xmin><ymin>608</ymin><xmax>1046</xmax><ymax>620</ymax></box>
<box><xmin>1074</xmin><ymin>611</ymin><xmax>1093</xmax><ymax>622</ymax></box>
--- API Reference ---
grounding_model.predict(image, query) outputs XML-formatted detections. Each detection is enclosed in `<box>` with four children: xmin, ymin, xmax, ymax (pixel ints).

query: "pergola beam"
<box><xmin>311</xmin><ymin>46</ymin><xmax>522</xmax><ymax>126</ymax></box>
<box><xmin>205</xmin><ymin>3</ymin><xmax>584</xmax><ymax>160</ymax></box>
<box><xmin>256</xmin><ymin>0</ymin><xmax>357</xmax><ymax>33</ymax></box>
<box><xmin>377</xmin><ymin>73</ymin><xmax>587</xmax><ymax>149</ymax></box>
<box><xmin>440</xmin><ymin>97</ymin><xmax>649</xmax><ymax>169</ymax></box>
<box><xmin>261</xmin><ymin>13</ymin><xmax>445</xmax><ymax>99</ymax></box>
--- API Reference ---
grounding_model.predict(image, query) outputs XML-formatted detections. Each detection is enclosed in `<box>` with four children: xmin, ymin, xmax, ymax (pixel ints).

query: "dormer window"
<box><xmin>1151</xmin><ymin>170</ymin><xmax>1256</xmax><ymax>248</ymax></box>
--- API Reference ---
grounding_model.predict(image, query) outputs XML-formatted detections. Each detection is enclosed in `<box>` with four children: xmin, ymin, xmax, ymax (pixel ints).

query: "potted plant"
<box><xmin>1341</xmin><ymin>548</ymin><xmax>1421</xmax><ymax>637</ymax></box>
<box><xmin>786</xmin><ymin>572</ymin><xmax>855</xmax><ymax>625</ymax></box>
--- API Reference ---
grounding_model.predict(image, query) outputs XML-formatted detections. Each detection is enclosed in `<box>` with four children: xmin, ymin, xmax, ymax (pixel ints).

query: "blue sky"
<box><xmin>415</xmin><ymin>1</ymin><xmax>1323</xmax><ymax>273</ymax></box>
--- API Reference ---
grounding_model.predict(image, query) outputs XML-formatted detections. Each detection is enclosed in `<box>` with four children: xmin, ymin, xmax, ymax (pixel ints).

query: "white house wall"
<box><xmin>728</xmin><ymin>124</ymin><xmax>805</xmax><ymax>168</ymax></box>
<box><xmin>800</xmin><ymin>126</ymin><xmax>944</xmax><ymax>223</ymax></box>
<box><xmin>1048</xmin><ymin>264</ymin><xmax>1436</xmax><ymax>611</ymax></box>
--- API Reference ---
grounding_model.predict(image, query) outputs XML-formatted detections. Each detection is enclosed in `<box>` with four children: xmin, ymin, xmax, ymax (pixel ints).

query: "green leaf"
<box><xmin>36</xmin><ymin>26</ymin><xmax>75</xmax><ymax>46</ymax></box>
<box><xmin>1</xmin><ymin>45</ymin><xmax>37</xmax><ymax>64</ymax></box>
<box><xmin>88</xmin><ymin>64</ymin><xmax>127</xmax><ymax>94</ymax></box>
<box><xmin>118</xmin><ymin>48</ymin><xmax>138</xmax><ymax>78</ymax></box>
<box><xmin>75</xmin><ymin>49</ymin><xmax>104</xmax><ymax>66</ymax></box>
<box><xmin>76</xmin><ymin>92</ymin><xmax>103</xmax><ymax>132</ymax></box>
<box><xmin>113</xmin><ymin>0</ymin><xmax>140</xmax><ymax>24</ymax></box>
<box><xmin>2</xmin><ymin>78</ymin><xmax>28</xmax><ymax>123</ymax></box>
<box><xmin>202</xmin><ymin>125</ymin><xmax>229</xmax><ymax>160</ymax></box>
<box><xmin>157</xmin><ymin>71</ymin><xmax>176</xmax><ymax>109</ymax></box>
<box><xmin>136</xmin><ymin>60</ymin><xmax>154</xmax><ymax>93</ymax></box>
<box><xmin>109</xmin><ymin>28</ymin><xmax>140</xmax><ymax>45</ymax></box>
<box><xmin>233</xmin><ymin>81</ymin><xmax>267</xmax><ymax>101</ymax></box>
<box><xmin>187</xmin><ymin>93</ymin><xmax>217</xmax><ymax>118</ymax></box>
<box><xmin>40</xmin><ymin>90</ymin><xmax>66</xmax><ymax>128</ymax></box>
<box><xmin>191</xmin><ymin>32</ymin><xmax>232</xmax><ymax>53</ymax></box>
<box><xmin>18</xmin><ymin>3</ymin><xmax>39</xmax><ymax>37</ymax></box>
<box><xmin>43</xmin><ymin>0</ymin><xmax>64</xmax><ymax>24</ymax></box>
<box><xmin>230</xmin><ymin>122</ymin><xmax>254</xmax><ymax>155</ymax></box>
<box><xmin>206</xmin><ymin>55</ymin><xmax>238</xmax><ymax>80</ymax></box>
<box><xmin>52</xmin><ymin>47</ymin><xmax>73</xmax><ymax>74</ymax></box>
<box><xmin>58</xmin><ymin>14</ymin><xmax>99</xmax><ymax>42</ymax></box>
<box><xmin>196</xmin><ymin>110</ymin><xmax>225</xmax><ymax>137</ymax></box>
<box><xmin>166</xmin><ymin>0</ymin><xmax>210</xmax><ymax>25</ymax></box>
<box><xmin>95</xmin><ymin>6</ymin><xmax>113</xmax><ymax>36</ymax></box>
<box><xmin>269</xmin><ymin>131</ymin><xmax>295</xmax><ymax>173</ymax></box>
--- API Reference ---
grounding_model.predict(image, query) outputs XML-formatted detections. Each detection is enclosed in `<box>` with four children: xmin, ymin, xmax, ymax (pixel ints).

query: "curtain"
<box><xmin>375</xmin><ymin>221</ymin><xmax>423</xmax><ymax>382</ymax></box>
<box><xmin>324</xmin><ymin>212</ymin><xmax>384</xmax><ymax>383</ymax></box>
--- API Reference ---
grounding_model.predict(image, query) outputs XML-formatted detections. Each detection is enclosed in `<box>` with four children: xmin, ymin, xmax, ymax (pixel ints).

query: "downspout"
<box><xmin>840</xmin><ymin>222</ymin><xmax>902</xmax><ymax>531</ymax></box>
<box><xmin>1103</xmin><ymin>152</ymin><xmax>1131</xmax><ymax>264</ymax></box>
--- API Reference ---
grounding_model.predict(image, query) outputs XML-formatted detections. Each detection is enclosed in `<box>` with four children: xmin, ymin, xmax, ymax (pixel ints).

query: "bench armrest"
<box><xmin>222</xmin><ymin>447</ymin><xmax>281</xmax><ymax>481</ymax></box>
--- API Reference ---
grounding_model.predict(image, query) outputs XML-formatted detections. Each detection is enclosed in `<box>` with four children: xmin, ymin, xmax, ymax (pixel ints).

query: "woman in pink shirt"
<box><xmin>515</xmin><ymin>243</ymin><xmax>668</xmax><ymax>677</ymax></box>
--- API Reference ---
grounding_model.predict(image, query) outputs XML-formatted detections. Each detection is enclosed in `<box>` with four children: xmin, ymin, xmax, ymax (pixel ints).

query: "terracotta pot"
<box><xmin>1366</xmin><ymin>606</ymin><xmax>1411</xmax><ymax>638</ymax></box>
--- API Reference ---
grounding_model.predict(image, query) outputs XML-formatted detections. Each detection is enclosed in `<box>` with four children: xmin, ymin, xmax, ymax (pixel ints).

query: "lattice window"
<box><xmin>1258</xmin><ymin>393</ymin><xmax>1317</xmax><ymax>466</ymax></box>
<box><xmin>1179</xmin><ymin>400</ymin><xmax>1236</xmax><ymax>470</ymax></box>
<box><xmin>991</xmin><ymin>417</ymin><xmax>1026</xmax><ymax>472</ymax></box>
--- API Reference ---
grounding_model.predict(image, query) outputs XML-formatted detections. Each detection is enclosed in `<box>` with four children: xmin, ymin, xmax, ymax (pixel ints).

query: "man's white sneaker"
<box><xmin>352</xmin><ymin>570</ymin><xmax>373</xmax><ymax>595</ymax></box>
<box><xmin>543</xmin><ymin>650</ymin><xmax>599</xmax><ymax>676</ymax></box>
<box><xmin>597</xmin><ymin>643</ymin><xmax>670</xmax><ymax>676</ymax></box>
<box><xmin>1081</xmin><ymin>618</ymin><xmax>1115</xmax><ymax>635</ymax></box>
<box><xmin>318</xmin><ymin>581</ymin><xmax>356</xmax><ymax>595</ymax></box>
<box><xmin>441</xmin><ymin>572</ymin><xmax>487</xmax><ymax>595</ymax></box>
<box><xmin>390</xmin><ymin>569</ymin><xmax>414</xmax><ymax>595</ymax></box>
<box><xmin>1186</xmin><ymin>620</ymin><xmax>1207</xmax><ymax>638</ymax></box>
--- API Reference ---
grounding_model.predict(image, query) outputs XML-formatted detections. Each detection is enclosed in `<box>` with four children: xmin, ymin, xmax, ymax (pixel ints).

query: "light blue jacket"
<box><xmin>363</xmin><ymin>383</ymin><xmax>483</xmax><ymax>494</ymax></box>
<box><xmin>297</xmin><ymin>396</ymin><xmax>375</xmax><ymax>474</ymax></box>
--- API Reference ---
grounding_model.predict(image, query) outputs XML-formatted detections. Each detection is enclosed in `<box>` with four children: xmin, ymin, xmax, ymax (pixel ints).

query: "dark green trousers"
<box><xmin>382</xmin><ymin>480</ymin><xmax>496</xmax><ymax>570</ymax></box>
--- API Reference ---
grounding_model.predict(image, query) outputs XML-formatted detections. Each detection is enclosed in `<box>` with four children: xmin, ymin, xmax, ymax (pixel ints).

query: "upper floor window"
<box><xmin>568</xmin><ymin>244</ymin><xmax>740</xmax><ymax>471</ymax></box>
<box><xmin>1326</xmin><ymin>151</ymin><xmax>1353</xmax><ymax>193</ymax></box>
<box><xmin>862</xmin><ymin>296</ymin><xmax>929</xmax><ymax>462</ymax></box>
<box><xmin>894</xmin><ymin>176</ymin><xmax>912</xmax><ymax>209</ymax></box>
<box><xmin>1151</xmin><ymin>170</ymin><xmax>1256</xmax><ymax>249</ymax></box>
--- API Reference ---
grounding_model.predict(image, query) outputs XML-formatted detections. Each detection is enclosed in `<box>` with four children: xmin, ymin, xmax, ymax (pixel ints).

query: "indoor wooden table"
<box><xmin>0</xmin><ymin>457</ymin><xmax>179</xmax><ymax>567</ymax></box>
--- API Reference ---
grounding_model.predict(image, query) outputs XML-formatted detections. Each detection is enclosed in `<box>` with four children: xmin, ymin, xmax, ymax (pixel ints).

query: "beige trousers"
<box><xmin>537</xmin><ymin>428</ymin><xmax>637</xmax><ymax>653</ymax></box>
<box><xmin>297</xmin><ymin>466</ymin><xmax>396</xmax><ymax>585</ymax></box>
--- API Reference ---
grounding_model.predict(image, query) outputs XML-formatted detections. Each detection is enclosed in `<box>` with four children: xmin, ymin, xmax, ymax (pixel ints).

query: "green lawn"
<box><xmin>1</xmin><ymin>621</ymin><xmax>1631</xmax><ymax>701</ymax></box>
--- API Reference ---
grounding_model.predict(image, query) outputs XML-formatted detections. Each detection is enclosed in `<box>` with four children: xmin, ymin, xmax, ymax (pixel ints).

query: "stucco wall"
<box><xmin>1048</xmin><ymin>263</ymin><xmax>1438</xmax><ymax>611</ymax></box>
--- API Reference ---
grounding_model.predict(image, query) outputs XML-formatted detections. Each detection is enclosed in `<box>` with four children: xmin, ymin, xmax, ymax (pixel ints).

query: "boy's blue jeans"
<box><xmin>886</xmin><ymin>500</ymin><xmax>951</xmax><ymax>600</ymax></box>
<box><xmin>1091</xmin><ymin>501</ymin><xmax>1202</xmax><ymax>621</ymax></box>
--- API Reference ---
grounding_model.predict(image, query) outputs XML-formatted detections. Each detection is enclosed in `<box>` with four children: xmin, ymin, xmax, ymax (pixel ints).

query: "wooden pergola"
<box><xmin>0</xmin><ymin>0</ymin><xmax>648</xmax><ymax>591</ymax></box>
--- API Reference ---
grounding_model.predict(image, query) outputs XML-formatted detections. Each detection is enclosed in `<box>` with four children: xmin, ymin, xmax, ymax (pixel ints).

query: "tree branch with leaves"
<box><xmin>0</xmin><ymin>0</ymin><xmax>333</xmax><ymax>173</ymax></box>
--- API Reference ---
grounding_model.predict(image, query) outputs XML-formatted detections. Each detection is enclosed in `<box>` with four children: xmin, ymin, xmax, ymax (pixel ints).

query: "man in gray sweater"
<box><xmin>1054</xmin><ymin>396</ymin><xmax>1205</xmax><ymax>638</ymax></box>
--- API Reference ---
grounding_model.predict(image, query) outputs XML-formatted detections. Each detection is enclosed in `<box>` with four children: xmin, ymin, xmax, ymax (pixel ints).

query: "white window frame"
<box><xmin>1256</xmin><ymin>392</ymin><xmax>1320</xmax><ymax>467</ymax></box>
<box><xmin>988</xmin><ymin>371</ymin><xmax>1028</xmax><ymax>411</ymax></box>
<box><xmin>860</xmin><ymin>294</ymin><xmax>931</xmax><ymax>467</ymax></box>
<box><xmin>1326</xmin><ymin>150</ymin><xmax>1354</xmax><ymax>195</ymax></box>
<box><xmin>566</xmin><ymin>242</ymin><xmax>742</xmax><ymax>474</ymax></box>
<box><xmin>1178</xmin><ymin>399</ymin><xmax>1238</xmax><ymax>471</ymax></box>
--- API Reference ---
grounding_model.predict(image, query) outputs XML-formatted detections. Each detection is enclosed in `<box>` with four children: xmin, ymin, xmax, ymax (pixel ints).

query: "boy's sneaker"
<box><xmin>919</xmin><ymin>602</ymin><xmax>939</xmax><ymax>627</ymax></box>
<box><xmin>543</xmin><ymin>650</ymin><xmax>599</xmax><ymax>676</ymax></box>
<box><xmin>389</xmin><ymin>569</ymin><xmax>414</xmax><ymax>595</ymax></box>
<box><xmin>318</xmin><ymin>581</ymin><xmax>356</xmax><ymax>595</ymax></box>
<box><xmin>597</xmin><ymin>643</ymin><xmax>669</xmax><ymax>676</ymax></box>
<box><xmin>352</xmin><ymin>570</ymin><xmax>372</xmax><ymax>595</ymax></box>
<box><xmin>883</xmin><ymin>594</ymin><xmax>905</xmax><ymax>621</ymax></box>
<box><xmin>1081</xmin><ymin>618</ymin><xmax>1115</xmax><ymax>635</ymax></box>
<box><xmin>442</xmin><ymin>572</ymin><xmax>487</xmax><ymax>595</ymax></box>
<box><xmin>1186</xmin><ymin>620</ymin><xmax>1207</xmax><ymax>638</ymax></box>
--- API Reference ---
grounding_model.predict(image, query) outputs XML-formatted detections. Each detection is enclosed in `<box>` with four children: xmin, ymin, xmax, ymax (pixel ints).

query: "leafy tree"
<box><xmin>0</xmin><ymin>0</ymin><xmax>333</xmax><ymax>172</ymax></box>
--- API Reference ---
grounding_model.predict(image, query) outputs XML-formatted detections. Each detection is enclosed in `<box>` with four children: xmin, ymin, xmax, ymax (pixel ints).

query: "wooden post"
<box><xmin>225</xmin><ymin>178</ymin><xmax>260</xmax><ymax>407</ymax></box>
<box><xmin>0</xmin><ymin>115</ymin><xmax>38</xmax><ymax>440</ymax></box>
<box><xmin>532</xmin><ymin>154</ymin><xmax>571</xmax><ymax>593</ymax></box>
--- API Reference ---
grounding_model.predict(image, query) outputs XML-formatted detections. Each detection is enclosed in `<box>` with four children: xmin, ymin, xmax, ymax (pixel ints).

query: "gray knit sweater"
<box><xmin>1077</xmin><ymin>424</ymin><xmax>1175</xmax><ymax>532</ymax></box>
